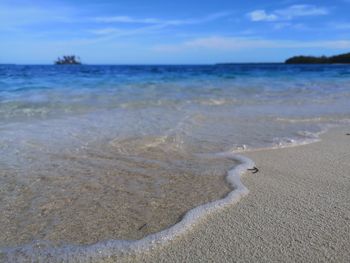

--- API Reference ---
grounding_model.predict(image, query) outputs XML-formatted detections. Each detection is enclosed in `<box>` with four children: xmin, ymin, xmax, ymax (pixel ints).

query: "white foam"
<box><xmin>1</xmin><ymin>153</ymin><xmax>255</xmax><ymax>262</ymax></box>
<box><xmin>232</xmin><ymin>128</ymin><xmax>326</xmax><ymax>154</ymax></box>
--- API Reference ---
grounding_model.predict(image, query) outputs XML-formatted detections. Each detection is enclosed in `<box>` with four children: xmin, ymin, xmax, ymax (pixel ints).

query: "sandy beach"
<box><xmin>1</xmin><ymin>125</ymin><xmax>350</xmax><ymax>263</ymax></box>
<box><xmin>105</xmin><ymin>126</ymin><xmax>350</xmax><ymax>263</ymax></box>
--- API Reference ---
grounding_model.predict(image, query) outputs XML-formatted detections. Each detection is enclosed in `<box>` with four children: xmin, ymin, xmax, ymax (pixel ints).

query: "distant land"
<box><xmin>285</xmin><ymin>52</ymin><xmax>350</xmax><ymax>64</ymax></box>
<box><xmin>55</xmin><ymin>55</ymin><xmax>81</xmax><ymax>65</ymax></box>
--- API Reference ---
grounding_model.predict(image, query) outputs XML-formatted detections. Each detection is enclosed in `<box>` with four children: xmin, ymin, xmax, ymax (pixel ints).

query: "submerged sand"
<box><xmin>0</xmin><ymin>139</ymin><xmax>234</xmax><ymax>246</ymax></box>
<box><xmin>110</xmin><ymin>127</ymin><xmax>350</xmax><ymax>262</ymax></box>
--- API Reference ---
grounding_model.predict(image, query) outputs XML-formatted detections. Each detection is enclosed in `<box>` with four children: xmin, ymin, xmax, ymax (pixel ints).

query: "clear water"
<box><xmin>1</xmin><ymin>64</ymin><xmax>350</xmax><ymax>151</ymax></box>
<box><xmin>1</xmin><ymin>64</ymin><xmax>350</xmax><ymax>251</ymax></box>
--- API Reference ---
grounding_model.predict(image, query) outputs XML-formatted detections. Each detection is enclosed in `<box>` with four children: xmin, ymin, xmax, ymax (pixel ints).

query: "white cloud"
<box><xmin>276</xmin><ymin>5</ymin><xmax>328</xmax><ymax>19</ymax></box>
<box><xmin>94</xmin><ymin>12</ymin><xmax>231</xmax><ymax>26</ymax></box>
<box><xmin>153</xmin><ymin>36</ymin><xmax>350</xmax><ymax>52</ymax></box>
<box><xmin>89</xmin><ymin>28</ymin><xmax>126</xmax><ymax>35</ymax></box>
<box><xmin>248</xmin><ymin>4</ymin><xmax>329</xmax><ymax>22</ymax></box>
<box><xmin>89</xmin><ymin>12</ymin><xmax>232</xmax><ymax>38</ymax></box>
<box><xmin>248</xmin><ymin>10</ymin><xmax>278</xmax><ymax>22</ymax></box>
<box><xmin>95</xmin><ymin>16</ymin><xmax>160</xmax><ymax>24</ymax></box>
<box><xmin>89</xmin><ymin>24</ymin><xmax>165</xmax><ymax>37</ymax></box>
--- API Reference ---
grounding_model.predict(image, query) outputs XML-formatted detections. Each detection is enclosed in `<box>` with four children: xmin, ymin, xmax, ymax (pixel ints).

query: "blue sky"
<box><xmin>1</xmin><ymin>0</ymin><xmax>350</xmax><ymax>64</ymax></box>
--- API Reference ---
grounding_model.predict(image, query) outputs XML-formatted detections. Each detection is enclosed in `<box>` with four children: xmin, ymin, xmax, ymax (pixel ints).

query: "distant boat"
<box><xmin>55</xmin><ymin>55</ymin><xmax>82</xmax><ymax>65</ymax></box>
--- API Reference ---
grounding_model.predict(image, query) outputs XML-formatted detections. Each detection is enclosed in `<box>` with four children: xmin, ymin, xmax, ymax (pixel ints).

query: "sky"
<box><xmin>0</xmin><ymin>0</ymin><xmax>350</xmax><ymax>64</ymax></box>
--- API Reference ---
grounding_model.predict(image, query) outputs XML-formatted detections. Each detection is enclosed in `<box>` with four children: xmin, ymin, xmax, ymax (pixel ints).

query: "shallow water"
<box><xmin>1</xmin><ymin>64</ymin><xmax>350</xmax><ymax>249</ymax></box>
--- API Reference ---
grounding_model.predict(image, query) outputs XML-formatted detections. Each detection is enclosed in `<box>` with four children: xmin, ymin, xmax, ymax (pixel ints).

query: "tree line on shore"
<box><xmin>285</xmin><ymin>52</ymin><xmax>350</xmax><ymax>64</ymax></box>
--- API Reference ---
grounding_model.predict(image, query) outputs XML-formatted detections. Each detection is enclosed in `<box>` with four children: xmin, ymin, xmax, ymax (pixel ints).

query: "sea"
<box><xmin>1</xmin><ymin>64</ymin><xmax>350</xmax><ymax>261</ymax></box>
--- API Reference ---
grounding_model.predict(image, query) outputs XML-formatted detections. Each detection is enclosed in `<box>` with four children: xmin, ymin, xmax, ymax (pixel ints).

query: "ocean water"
<box><xmin>1</xmin><ymin>64</ymin><xmax>350</xmax><ymax>259</ymax></box>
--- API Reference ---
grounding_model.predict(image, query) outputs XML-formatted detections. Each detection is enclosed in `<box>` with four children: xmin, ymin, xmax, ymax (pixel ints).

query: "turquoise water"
<box><xmin>1</xmin><ymin>64</ymin><xmax>350</xmax><ymax>258</ymax></box>
<box><xmin>1</xmin><ymin>64</ymin><xmax>350</xmax><ymax>151</ymax></box>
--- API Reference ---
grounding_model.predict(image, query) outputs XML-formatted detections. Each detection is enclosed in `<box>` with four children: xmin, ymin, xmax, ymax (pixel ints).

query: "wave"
<box><xmin>275</xmin><ymin>117</ymin><xmax>350</xmax><ymax>124</ymax></box>
<box><xmin>232</xmin><ymin>129</ymin><xmax>324</xmax><ymax>154</ymax></box>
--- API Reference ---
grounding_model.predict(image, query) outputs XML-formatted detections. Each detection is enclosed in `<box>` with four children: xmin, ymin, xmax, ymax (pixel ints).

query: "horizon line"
<box><xmin>0</xmin><ymin>62</ymin><xmax>286</xmax><ymax>66</ymax></box>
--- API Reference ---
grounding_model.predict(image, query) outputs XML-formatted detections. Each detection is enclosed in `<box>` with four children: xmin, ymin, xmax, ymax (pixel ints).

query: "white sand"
<box><xmin>113</xmin><ymin>127</ymin><xmax>350</xmax><ymax>262</ymax></box>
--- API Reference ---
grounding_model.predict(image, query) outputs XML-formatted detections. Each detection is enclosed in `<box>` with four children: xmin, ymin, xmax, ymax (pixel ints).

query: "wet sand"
<box><xmin>0</xmin><ymin>138</ymin><xmax>234</xmax><ymax>246</ymax></box>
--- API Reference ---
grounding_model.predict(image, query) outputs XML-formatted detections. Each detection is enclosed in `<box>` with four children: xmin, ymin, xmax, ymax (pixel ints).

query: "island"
<box><xmin>285</xmin><ymin>52</ymin><xmax>350</xmax><ymax>64</ymax></box>
<box><xmin>55</xmin><ymin>55</ymin><xmax>82</xmax><ymax>65</ymax></box>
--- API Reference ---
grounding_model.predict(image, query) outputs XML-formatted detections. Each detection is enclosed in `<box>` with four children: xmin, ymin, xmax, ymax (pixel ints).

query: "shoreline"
<box><xmin>124</xmin><ymin>126</ymin><xmax>350</xmax><ymax>262</ymax></box>
<box><xmin>2</xmin><ymin>126</ymin><xmax>350</xmax><ymax>262</ymax></box>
